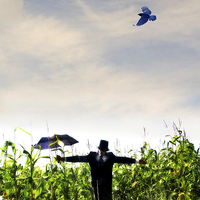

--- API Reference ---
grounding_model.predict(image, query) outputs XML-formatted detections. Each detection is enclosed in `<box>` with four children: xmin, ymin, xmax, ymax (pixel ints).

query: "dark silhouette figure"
<box><xmin>56</xmin><ymin>140</ymin><xmax>146</xmax><ymax>200</ymax></box>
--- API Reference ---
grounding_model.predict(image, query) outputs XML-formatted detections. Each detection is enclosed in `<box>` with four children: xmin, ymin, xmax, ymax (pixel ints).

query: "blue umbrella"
<box><xmin>33</xmin><ymin>134</ymin><xmax>78</xmax><ymax>150</ymax></box>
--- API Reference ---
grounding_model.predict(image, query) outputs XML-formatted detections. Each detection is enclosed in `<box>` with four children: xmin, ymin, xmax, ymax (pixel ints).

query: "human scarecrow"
<box><xmin>56</xmin><ymin>140</ymin><xmax>146</xmax><ymax>200</ymax></box>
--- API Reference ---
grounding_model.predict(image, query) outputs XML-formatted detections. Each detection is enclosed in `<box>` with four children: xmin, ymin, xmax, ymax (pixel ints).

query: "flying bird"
<box><xmin>133</xmin><ymin>6</ymin><xmax>157</xmax><ymax>26</ymax></box>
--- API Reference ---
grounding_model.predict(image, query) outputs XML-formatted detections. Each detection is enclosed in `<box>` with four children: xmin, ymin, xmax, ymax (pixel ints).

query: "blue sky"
<box><xmin>1</xmin><ymin>0</ymin><xmax>200</xmax><ymax>156</ymax></box>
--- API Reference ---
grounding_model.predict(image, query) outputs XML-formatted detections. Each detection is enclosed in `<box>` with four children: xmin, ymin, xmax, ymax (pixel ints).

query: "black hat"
<box><xmin>98</xmin><ymin>140</ymin><xmax>109</xmax><ymax>151</ymax></box>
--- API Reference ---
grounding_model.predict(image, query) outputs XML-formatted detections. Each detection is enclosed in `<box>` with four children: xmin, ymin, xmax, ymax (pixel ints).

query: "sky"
<box><xmin>1</xmin><ymin>0</ymin><xmax>200</xmax><ymax>160</ymax></box>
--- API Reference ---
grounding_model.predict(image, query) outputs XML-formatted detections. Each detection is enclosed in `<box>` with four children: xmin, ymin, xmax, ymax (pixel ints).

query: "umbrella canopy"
<box><xmin>33</xmin><ymin>134</ymin><xmax>78</xmax><ymax>150</ymax></box>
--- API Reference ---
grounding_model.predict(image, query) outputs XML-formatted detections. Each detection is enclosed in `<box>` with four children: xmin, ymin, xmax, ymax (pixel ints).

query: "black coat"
<box><xmin>65</xmin><ymin>152</ymin><xmax>136</xmax><ymax>189</ymax></box>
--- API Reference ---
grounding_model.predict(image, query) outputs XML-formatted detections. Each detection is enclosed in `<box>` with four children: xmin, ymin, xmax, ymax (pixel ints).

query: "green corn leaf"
<box><xmin>35</xmin><ymin>177</ymin><xmax>45</xmax><ymax>198</ymax></box>
<box><xmin>41</xmin><ymin>156</ymin><xmax>50</xmax><ymax>159</ymax></box>
<box><xmin>168</xmin><ymin>191</ymin><xmax>177</xmax><ymax>200</ymax></box>
<box><xmin>23</xmin><ymin>149</ymin><xmax>32</xmax><ymax>160</ymax></box>
<box><xmin>17</xmin><ymin>127</ymin><xmax>32</xmax><ymax>136</ymax></box>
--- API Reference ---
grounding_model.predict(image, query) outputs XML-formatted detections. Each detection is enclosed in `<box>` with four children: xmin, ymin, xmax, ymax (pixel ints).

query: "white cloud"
<box><xmin>1</xmin><ymin>16</ymin><xmax>89</xmax><ymax>64</ymax></box>
<box><xmin>0</xmin><ymin>0</ymin><xmax>23</xmax><ymax>25</ymax></box>
<box><xmin>1</xmin><ymin>60</ymin><xmax>195</xmax><ymax>120</ymax></box>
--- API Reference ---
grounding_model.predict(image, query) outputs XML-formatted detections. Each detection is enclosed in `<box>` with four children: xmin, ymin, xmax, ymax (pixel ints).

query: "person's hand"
<box><xmin>56</xmin><ymin>155</ymin><xmax>64</xmax><ymax>163</ymax></box>
<box><xmin>139</xmin><ymin>159</ymin><xmax>147</xmax><ymax>165</ymax></box>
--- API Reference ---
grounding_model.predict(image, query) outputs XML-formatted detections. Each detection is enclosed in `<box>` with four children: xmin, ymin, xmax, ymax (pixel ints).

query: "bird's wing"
<box><xmin>136</xmin><ymin>14</ymin><xmax>149</xmax><ymax>26</ymax></box>
<box><xmin>141</xmin><ymin>6</ymin><xmax>151</xmax><ymax>15</ymax></box>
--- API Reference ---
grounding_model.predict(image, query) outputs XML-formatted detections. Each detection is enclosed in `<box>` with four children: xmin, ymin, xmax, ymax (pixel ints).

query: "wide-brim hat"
<box><xmin>98</xmin><ymin>140</ymin><xmax>109</xmax><ymax>151</ymax></box>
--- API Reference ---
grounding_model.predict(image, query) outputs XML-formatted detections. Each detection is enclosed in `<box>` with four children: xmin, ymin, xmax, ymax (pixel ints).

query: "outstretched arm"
<box><xmin>56</xmin><ymin>155</ymin><xmax>89</xmax><ymax>163</ymax></box>
<box><xmin>114</xmin><ymin>156</ymin><xmax>147</xmax><ymax>165</ymax></box>
<box><xmin>114</xmin><ymin>156</ymin><xmax>136</xmax><ymax>164</ymax></box>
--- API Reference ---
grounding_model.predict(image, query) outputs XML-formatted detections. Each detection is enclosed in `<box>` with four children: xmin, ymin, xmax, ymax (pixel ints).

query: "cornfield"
<box><xmin>0</xmin><ymin>129</ymin><xmax>200</xmax><ymax>200</ymax></box>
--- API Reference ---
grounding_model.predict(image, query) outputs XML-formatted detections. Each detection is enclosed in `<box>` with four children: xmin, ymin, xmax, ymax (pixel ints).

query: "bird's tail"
<box><xmin>149</xmin><ymin>15</ymin><xmax>156</xmax><ymax>21</ymax></box>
